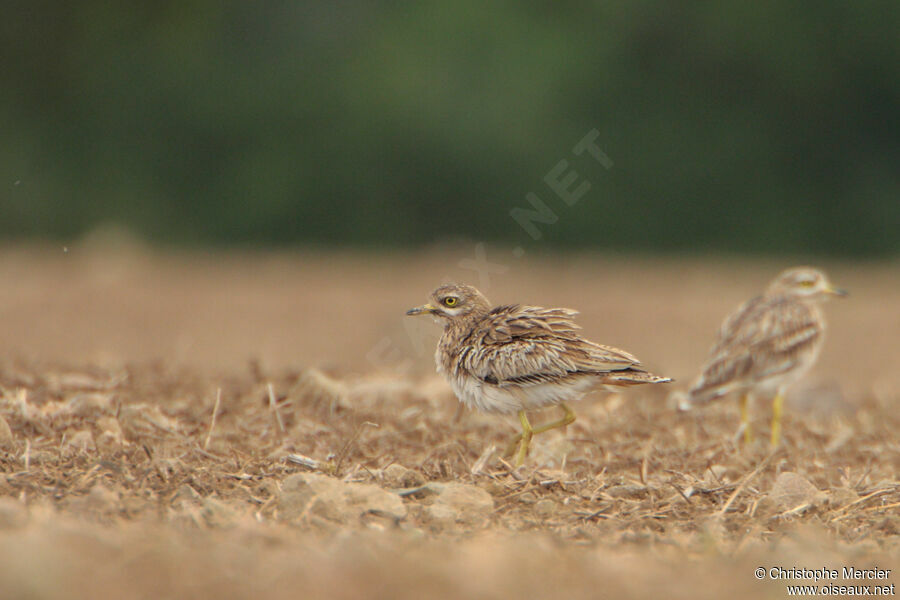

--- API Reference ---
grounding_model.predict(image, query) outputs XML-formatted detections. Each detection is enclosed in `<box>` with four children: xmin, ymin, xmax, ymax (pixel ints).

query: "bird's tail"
<box><xmin>601</xmin><ymin>369</ymin><xmax>672</xmax><ymax>386</ymax></box>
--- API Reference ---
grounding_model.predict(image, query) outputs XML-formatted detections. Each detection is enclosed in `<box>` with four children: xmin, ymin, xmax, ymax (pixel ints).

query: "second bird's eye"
<box><xmin>443</xmin><ymin>297</ymin><xmax>458</xmax><ymax>307</ymax></box>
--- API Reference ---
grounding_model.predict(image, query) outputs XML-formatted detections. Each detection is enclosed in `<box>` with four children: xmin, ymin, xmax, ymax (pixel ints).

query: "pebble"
<box><xmin>278</xmin><ymin>472</ymin><xmax>407</xmax><ymax>525</ymax></box>
<box><xmin>0</xmin><ymin>415</ymin><xmax>13</xmax><ymax>449</ymax></box>
<box><xmin>420</xmin><ymin>482</ymin><xmax>494</xmax><ymax>528</ymax></box>
<box><xmin>769</xmin><ymin>472</ymin><xmax>827</xmax><ymax>510</ymax></box>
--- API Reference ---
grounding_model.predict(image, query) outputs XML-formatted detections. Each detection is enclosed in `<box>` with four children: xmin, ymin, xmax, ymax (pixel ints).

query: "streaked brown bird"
<box><xmin>407</xmin><ymin>283</ymin><xmax>671</xmax><ymax>466</ymax></box>
<box><xmin>684</xmin><ymin>266</ymin><xmax>847</xmax><ymax>447</ymax></box>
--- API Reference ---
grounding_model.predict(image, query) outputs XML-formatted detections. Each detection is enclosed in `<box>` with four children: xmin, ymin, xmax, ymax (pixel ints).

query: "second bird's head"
<box><xmin>767</xmin><ymin>267</ymin><xmax>848</xmax><ymax>301</ymax></box>
<box><xmin>406</xmin><ymin>283</ymin><xmax>491</xmax><ymax>321</ymax></box>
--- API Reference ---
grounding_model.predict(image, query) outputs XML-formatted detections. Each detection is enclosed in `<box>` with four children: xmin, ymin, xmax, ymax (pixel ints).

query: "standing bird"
<box><xmin>407</xmin><ymin>284</ymin><xmax>671</xmax><ymax>466</ymax></box>
<box><xmin>684</xmin><ymin>267</ymin><xmax>847</xmax><ymax>447</ymax></box>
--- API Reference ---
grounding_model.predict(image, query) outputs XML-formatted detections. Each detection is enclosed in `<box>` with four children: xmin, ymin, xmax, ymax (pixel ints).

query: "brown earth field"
<box><xmin>1</xmin><ymin>242</ymin><xmax>899</xmax><ymax>599</ymax></box>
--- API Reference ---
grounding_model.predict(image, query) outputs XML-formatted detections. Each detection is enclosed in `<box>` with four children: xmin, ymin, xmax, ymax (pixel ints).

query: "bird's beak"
<box><xmin>406</xmin><ymin>303</ymin><xmax>437</xmax><ymax>316</ymax></box>
<box><xmin>825</xmin><ymin>285</ymin><xmax>849</xmax><ymax>297</ymax></box>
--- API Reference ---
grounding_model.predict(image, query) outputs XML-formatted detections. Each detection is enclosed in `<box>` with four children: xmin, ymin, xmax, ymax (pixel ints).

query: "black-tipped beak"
<box><xmin>828</xmin><ymin>287</ymin><xmax>849</xmax><ymax>297</ymax></box>
<box><xmin>406</xmin><ymin>303</ymin><xmax>436</xmax><ymax>316</ymax></box>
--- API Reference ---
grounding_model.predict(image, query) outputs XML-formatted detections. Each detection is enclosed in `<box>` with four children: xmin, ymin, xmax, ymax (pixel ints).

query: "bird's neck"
<box><xmin>441</xmin><ymin>314</ymin><xmax>482</xmax><ymax>344</ymax></box>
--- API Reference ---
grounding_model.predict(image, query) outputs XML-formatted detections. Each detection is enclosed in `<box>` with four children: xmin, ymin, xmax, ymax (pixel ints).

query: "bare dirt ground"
<box><xmin>0</xmin><ymin>242</ymin><xmax>898</xmax><ymax>599</ymax></box>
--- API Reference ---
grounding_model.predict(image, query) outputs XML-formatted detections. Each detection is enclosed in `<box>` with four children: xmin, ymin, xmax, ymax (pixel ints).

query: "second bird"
<box><xmin>684</xmin><ymin>266</ymin><xmax>847</xmax><ymax>448</ymax></box>
<box><xmin>407</xmin><ymin>284</ymin><xmax>671</xmax><ymax>466</ymax></box>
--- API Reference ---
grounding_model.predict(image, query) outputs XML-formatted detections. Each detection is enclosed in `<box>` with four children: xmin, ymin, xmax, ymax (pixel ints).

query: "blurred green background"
<box><xmin>2</xmin><ymin>2</ymin><xmax>898</xmax><ymax>255</ymax></box>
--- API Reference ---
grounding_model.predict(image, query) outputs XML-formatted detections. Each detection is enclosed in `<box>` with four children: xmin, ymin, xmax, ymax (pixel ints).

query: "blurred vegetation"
<box><xmin>1</xmin><ymin>2</ymin><xmax>898</xmax><ymax>255</ymax></box>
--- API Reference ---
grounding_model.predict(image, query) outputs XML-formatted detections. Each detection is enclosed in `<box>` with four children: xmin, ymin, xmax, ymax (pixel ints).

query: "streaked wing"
<box><xmin>690</xmin><ymin>296</ymin><xmax>822</xmax><ymax>401</ymax></box>
<box><xmin>459</xmin><ymin>305</ymin><xmax>644</xmax><ymax>386</ymax></box>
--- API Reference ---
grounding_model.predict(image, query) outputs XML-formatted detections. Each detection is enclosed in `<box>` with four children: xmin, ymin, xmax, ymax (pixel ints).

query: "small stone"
<box><xmin>423</xmin><ymin>502</ymin><xmax>459</xmax><ymax>529</ymax></box>
<box><xmin>63</xmin><ymin>430</ymin><xmax>96</xmax><ymax>455</ymax></box>
<box><xmin>0</xmin><ymin>414</ymin><xmax>13</xmax><ymax>449</ymax></box>
<box><xmin>606</xmin><ymin>484</ymin><xmax>648</xmax><ymax>499</ymax></box>
<box><xmin>68</xmin><ymin>484</ymin><xmax>117</xmax><ymax>514</ymax></box>
<box><xmin>383</xmin><ymin>464</ymin><xmax>409</xmax><ymax>487</ymax></box>
<box><xmin>96</xmin><ymin>432</ymin><xmax>120</xmax><ymax>454</ymax></box>
<box><xmin>400</xmin><ymin>469</ymin><xmax>425</xmax><ymax>488</ymax></box>
<box><xmin>421</xmin><ymin>482</ymin><xmax>494</xmax><ymax>527</ymax></box>
<box><xmin>706</xmin><ymin>464</ymin><xmax>731</xmax><ymax>483</ymax></box>
<box><xmin>119</xmin><ymin>405</ymin><xmax>182</xmax><ymax>437</ymax></box>
<box><xmin>96</xmin><ymin>416</ymin><xmax>125</xmax><ymax>453</ymax></box>
<box><xmin>484</xmin><ymin>481</ymin><xmax>509</xmax><ymax>497</ymax></box>
<box><xmin>67</xmin><ymin>393</ymin><xmax>115</xmax><ymax>417</ymax></box>
<box><xmin>97</xmin><ymin>416</ymin><xmax>123</xmax><ymax>439</ymax></box>
<box><xmin>769</xmin><ymin>472</ymin><xmax>827</xmax><ymax>510</ymax></box>
<box><xmin>290</xmin><ymin>369</ymin><xmax>349</xmax><ymax>412</ymax></box>
<box><xmin>534</xmin><ymin>498</ymin><xmax>557</xmax><ymax>518</ymax></box>
<box><xmin>201</xmin><ymin>497</ymin><xmax>237</xmax><ymax>528</ymax></box>
<box><xmin>278</xmin><ymin>472</ymin><xmax>407</xmax><ymax>525</ymax></box>
<box><xmin>518</xmin><ymin>491</ymin><xmax>538</xmax><ymax>505</ymax></box>
<box><xmin>85</xmin><ymin>484</ymin><xmax>118</xmax><ymax>510</ymax></box>
<box><xmin>877</xmin><ymin>516</ymin><xmax>900</xmax><ymax>536</ymax></box>
<box><xmin>173</xmin><ymin>484</ymin><xmax>203</xmax><ymax>505</ymax></box>
<box><xmin>401</xmin><ymin>526</ymin><xmax>427</xmax><ymax>542</ymax></box>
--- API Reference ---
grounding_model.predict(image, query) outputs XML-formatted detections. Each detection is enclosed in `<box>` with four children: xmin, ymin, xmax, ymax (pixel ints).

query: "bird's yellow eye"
<box><xmin>443</xmin><ymin>297</ymin><xmax>458</xmax><ymax>307</ymax></box>
<box><xmin>800</xmin><ymin>280</ymin><xmax>815</xmax><ymax>287</ymax></box>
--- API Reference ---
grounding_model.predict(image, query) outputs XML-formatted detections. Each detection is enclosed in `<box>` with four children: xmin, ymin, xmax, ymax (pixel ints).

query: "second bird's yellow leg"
<box><xmin>739</xmin><ymin>394</ymin><xmax>752</xmax><ymax>445</ymax></box>
<box><xmin>771</xmin><ymin>391</ymin><xmax>784</xmax><ymax>448</ymax></box>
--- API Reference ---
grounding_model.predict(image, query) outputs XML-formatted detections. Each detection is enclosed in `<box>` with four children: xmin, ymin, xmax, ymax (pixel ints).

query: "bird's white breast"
<box><xmin>445</xmin><ymin>371</ymin><xmax>594</xmax><ymax>415</ymax></box>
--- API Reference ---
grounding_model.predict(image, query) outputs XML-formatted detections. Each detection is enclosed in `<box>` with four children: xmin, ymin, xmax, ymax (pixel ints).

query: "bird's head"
<box><xmin>766</xmin><ymin>266</ymin><xmax>848</xmax><ymax>301</ymax></box>
<box><xmin>406</xmin><ymin>283</ymin><xmax>491</xmax><ymax>321</ymax></box>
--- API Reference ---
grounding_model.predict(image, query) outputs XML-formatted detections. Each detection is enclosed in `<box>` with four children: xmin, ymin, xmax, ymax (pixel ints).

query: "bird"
<box><xmin>683</xmin><ymin>266</ymin><xmax>847</xmax><ymax>448</ymax></box>
<box><xmin>406</xmin><ymin>283</ymin><xmax>671</xmax><ymax>466</ymax></box>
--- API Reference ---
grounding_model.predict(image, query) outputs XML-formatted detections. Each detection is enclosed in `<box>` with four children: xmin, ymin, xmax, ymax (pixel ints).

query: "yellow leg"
<box><xmin>503</xmin><ymin>414</ymin><xmax>526</xmax><ymax>459</ymax></box>
<box><xmin>502</xmin><ymin>405</ymin><xmax>576</xmax><ymax>466</ymax></box>
<box><xmin>514</xmin><ymin>410</ymin><xmax>534</xmax><ymax>467</ymax></box>
<box><xmin>739</xmin><ymin>393</ymin><xmax>752</xmax><ymax>445</ymax></box>
<box><xmin>532</xmin><ymin>403</ymin><xmax>576</xmax><ymax>435</ymax></box>
<box><xmin>771</xmin><ymin>391</ymin><xmax>784</xmax><ymax>448</ymax></box>
<box><xmin>503</xmin><ymin>434</ymin><xmax>521</xmax><ymax>458</ymax></box>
